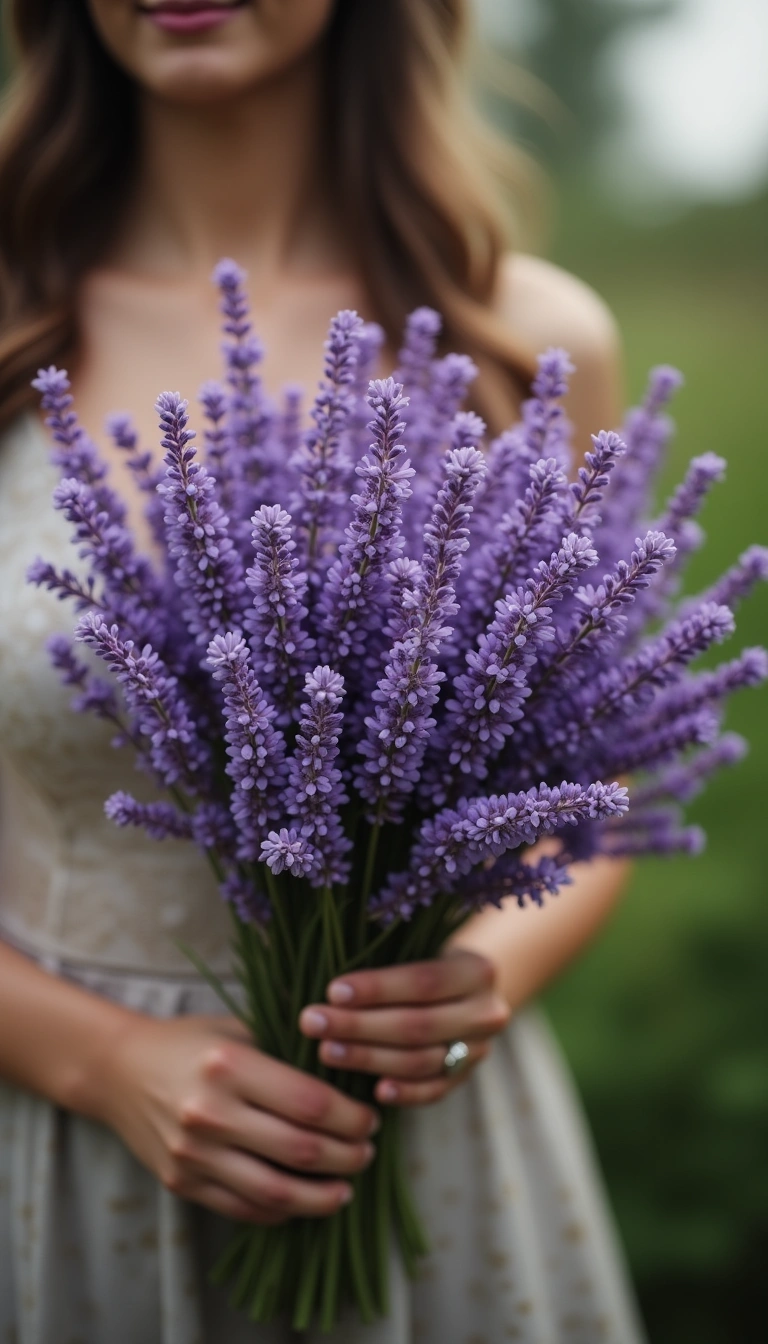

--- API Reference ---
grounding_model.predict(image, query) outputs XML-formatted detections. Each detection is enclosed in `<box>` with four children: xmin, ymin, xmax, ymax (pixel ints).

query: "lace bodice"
<box><xmin>0</xmin><ymin>414</ymin><xmax>232</xmax><ymax>974</ymax></box>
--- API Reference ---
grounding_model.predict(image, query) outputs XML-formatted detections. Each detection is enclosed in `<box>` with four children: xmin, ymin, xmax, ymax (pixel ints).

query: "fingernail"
<box><xmin>368</xmin><ymin>1111</ymin><xmax>381</xmax><ymax>1135</ymax></box>
<box><xmin>301</xmin><ymin>1009</ymin><xmax>328</xmax><ymax>1034</ymax></box>
<box><xmin>325</xmin><ymin>1040</ymin><xmax>347</xmax><ymax>1061</ymax></box>
<box><xmin>328</xmin><ymin>980</ymin><xmax>354</xmax><ymax>1004</ymax></box>
<box><xmin>339</xmin><ymin>1185</ymin><xmax>354</xmax><ymax>1205</ymax></box>
<box><xmin>378</xmin><ymin>1081</ymin><xmax>398</xmax><ymax>1102</ymax></box>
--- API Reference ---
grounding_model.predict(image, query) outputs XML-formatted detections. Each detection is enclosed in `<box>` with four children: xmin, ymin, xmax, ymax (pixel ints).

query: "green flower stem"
<box><xmin>345</xmin><ymin>1187</ymin><xmax>377</xmax><ymax>1324</ymax></box>
<box><xmin>291</xmin><ymin>1223</ymin><xmax>324</xmax><ymax>1330</ymax></box>
<box><xmin>319</xmin><ymin>1211</ymin><xmax>342</xmax><ymax>1333</ymax></box>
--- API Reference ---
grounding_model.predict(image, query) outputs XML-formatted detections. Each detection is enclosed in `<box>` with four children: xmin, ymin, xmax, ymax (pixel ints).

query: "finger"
<box><xmin>319</xmin><ymin>1037</ymin><xmax>489</xmax><ymax>1081</ymax></box>
<box><xmin>375</xmin><ymin>1048</ymin><xmax>488</xmax><ymax>1107</ymax></box>
<box><xmin>188</xmin><ymin>1178</ymin><xmax>289</xmax><ymax>1225</ymax></box>
<box><xmin>300</xmin><ymin>990</ymin><xmax>509</xmax><ymax>1050</ymax></box>
<box><xmin>183</xmin><ymin>1141</ymin><xmax>354</xmax><ymax>1219</ymax></box>
<box><xmin>179</xmin><ymin>1094</ymin><xmax>376</xmax><ymax>1176</ymax></box>
<box><xmin>318</xmin><ymin>1039</ymin><xmax>446</xmax><ymax>1079</ymax></box>
<box><xmin>200</xmin><ymin>1040</ymin><xmax>380</xmax><ymax>1141</ymax></box>
<box><xmin>326</xmin><ymin>949</ymin><xmax>494</xmax><ymax>1009</ymax></box>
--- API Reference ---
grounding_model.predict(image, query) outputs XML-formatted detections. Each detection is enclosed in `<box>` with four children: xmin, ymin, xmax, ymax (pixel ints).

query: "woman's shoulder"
<box><xmin>498</xmin><ymin>252</ymin><xmax>623</xmax><ymax>444</ymax></box>
<box><xmin>498</xmin><ymin>252</ymin><xmax>620</xmax><ymax>363</ymax></box>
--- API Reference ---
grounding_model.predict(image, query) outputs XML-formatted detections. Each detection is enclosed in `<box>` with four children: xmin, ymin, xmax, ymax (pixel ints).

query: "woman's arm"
<box><xmin>446</xmin><ymin>854</ymin><xmax>631</xmax><ymax>1013</ymax></box>
<box><xmin>0</xmin><ymin>937</ymin><xmax>378</xmax><ymax>1220</ymax></box>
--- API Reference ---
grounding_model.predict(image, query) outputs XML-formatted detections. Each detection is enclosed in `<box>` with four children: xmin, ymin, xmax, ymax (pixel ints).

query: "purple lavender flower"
<box><xmin>565</xmin><ymin>430</ymin><xmax>627</xmax><ymax>534</ymax></box>
<box><xmin>283</xmin><ymin>666</ymin><xmax>351</xmax><ymax>886</ymax></box>
<box><xmin>277</xmin><ymin>384</ymin><xmax>304</xmax><ymax>459</ymax></box>
<box><xmin>76</xmin><ymin>614</ymin><xmax>210</xmax><ymax>789</ymax></box>
<box><xmin>656</xmin><ymin>452</ymin><xmax>726</xmax><ymax>542</ymax></box>
<box><xmin>104</xmin><ymin>792</ymin><xmax>194</xmax><ymax>841</ymax></box>
<box><xmin>245</xmin><ymin>504</ymin><xmax>314</xmax><ymax>720</ymax></box>
<box><xmin>686</xmin><ymin>544</ymin><xmax>768</xmax><ymax>615</ymax></box>
<box><xmin>595</xmin><ymin>365</ymin><xmax>684</xmax><ymax>562</ymax></box>
<box><xmin>220</xmin><ymin>871</ymin><xmax>272</xmax><ymax>927</ymax></box>
<box><xmin>429</xmin><ymin>533</ymin><xmax>598</xmax><ymax>801</ymax></box>
<box><xmin>356</xmin><ymin>447</ymin><xmax>486</xmax><ymax>823</ymax></box>
<box><xmin>206</xmin><ymin>632</ymin><xmax>287</xmax><ymax>860</ymax></box>
<box><xmin>317</xmin><ymin>377</ymin><xmax>413</xmax><ymax>667</ymax></box>
<box><xmin>455</xmin><ymin>457</ymin><xmax>569</xmax><ymax>652</ymax></box>
<box><xmin>47</xmin><ymin>633</ymin><xmax>118</xmax><ymax>719</ymax></box>
<box><xmin>49</xmin><ymin>477</ymin><xmax>164</xmax><ymax>641</ymax></box>
<box><xmin>601</xmin><ymin>708</ymin><xmax>719</xmax><ymax>777</ymax></box>
<box><xmin>395</xmin><ymin>307</ymin><xmax>441</xmax><ymax>392</ymax></box>
<box><xmin>32</xmin><ymin>367</ymin><xmax>116</xmax><ymax>511</ymax></box>
<box><xmin>530</xmin><ymin>531</ymin><xmax>677</xmax><ymax>695</ymax></box>
<box><xmin>290</xmin><ymin>309</ymin><xmax>364</xmax><ymax>577</ymax></box>
<box><xmin>587</xmin><ymin>601</ymin><xmax>736</xmax><ymax>722</ymax></box>
<box><xmin>517</xmin><ymin>348</ymin><xmax>574</xmax><ymax>470</ymax></box>
<box><xmin>28</xmin><ymin>558</ymin><xmax>99</xmax><ymax>612</ymax></box>
<box><xmin>260</xmin><ymin>827</ymin><xmax>317</xmax><ymax>879</ymax></box>
<box><xmin>630</xmin><ymin>733</ymin><xmax>747</xmax><ymax>806</ymax></box>
<box><xmin>156</xmin><ymin>391</ymin><xmax>247</xmax><ymax>646</ymax></box>
<box><xmin>462</xmin><ymin>851</ymin><xmax>573</xmax><ymax>912</ymax></box>
<box><xmin>214</xmin><ymin>259</ymin><xmax>272</xmax><ymax>482</ymax></box>
<box><xmin>106</xmin><ymin>412</ymin><xmax>167</xmax><ymax>549</ymax></box>
<box><xmin>372</xmin><ymin>779</ymin><xmax>628</xmax><ymax>922</ymax></box>
<box><xmin>642</xmin><ymin>646</ymin><xmax>768</xmax><ymax>728</ymax></box>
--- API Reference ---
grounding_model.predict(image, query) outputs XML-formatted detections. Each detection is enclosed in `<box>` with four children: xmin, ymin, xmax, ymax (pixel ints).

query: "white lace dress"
<box><xmin>0</xmin><ymin>413</ymin><xmax>646</xmax><ymax>1343</ymax></box>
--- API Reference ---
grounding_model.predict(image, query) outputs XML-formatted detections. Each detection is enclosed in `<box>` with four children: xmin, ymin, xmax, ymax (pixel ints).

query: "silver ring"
<box><xmin>443</xmin><ymin>1039</ymin><xmax>470</xmax><ymax>1077</ymax></box>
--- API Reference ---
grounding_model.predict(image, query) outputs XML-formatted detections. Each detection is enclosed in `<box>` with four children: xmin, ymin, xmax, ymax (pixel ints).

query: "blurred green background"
<box><xmin>479</xmin><ymin>1</ymin><xmax>768</xmax><ymax>1339</ymax></box>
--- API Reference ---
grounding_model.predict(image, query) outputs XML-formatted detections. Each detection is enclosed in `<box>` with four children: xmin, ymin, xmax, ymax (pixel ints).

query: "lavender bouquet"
<box><xmin>30</xmin><ymin>261</ymin><xmax>767</xmax><ymax>1331</ymax></box>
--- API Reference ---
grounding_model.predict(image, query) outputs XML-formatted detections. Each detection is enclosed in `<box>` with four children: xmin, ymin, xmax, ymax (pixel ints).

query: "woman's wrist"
<box><xmin>61</xmin><ymin>998</ymin><xmax>148</xmax><ymax>1125</ymax></box>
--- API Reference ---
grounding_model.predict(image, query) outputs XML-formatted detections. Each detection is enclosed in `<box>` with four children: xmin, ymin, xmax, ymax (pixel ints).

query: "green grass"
<box><xmin>542</xmin><ymin>194</ymin><xmax>768</xmax><ymax>1343</ymax></box>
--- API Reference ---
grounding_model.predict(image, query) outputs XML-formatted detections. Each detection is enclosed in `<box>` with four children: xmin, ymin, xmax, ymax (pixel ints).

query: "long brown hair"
<box><xmin>0</xmin><ymin>0</ymin><xmax>536</xmax><ymax>434</ymax></box>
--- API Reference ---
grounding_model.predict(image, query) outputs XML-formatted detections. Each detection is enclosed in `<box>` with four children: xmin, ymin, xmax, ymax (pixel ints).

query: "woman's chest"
<box><xmin>71</xmin><ymin>265</ymin><xmax>382</xmax><ymax>461</ymax></box>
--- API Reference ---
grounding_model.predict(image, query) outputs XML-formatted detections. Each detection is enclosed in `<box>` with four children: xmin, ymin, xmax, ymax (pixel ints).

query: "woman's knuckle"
<box><xmin>167</xmin><ymin>1130</ymin><xmax>195</xmax><ymax>1163</ymax></box>
<box><xmin>179</xmin><ymin>1095</ymin><xmax>215</xmax><ymax>1131</ymax></box>
<box><xmin>287</xmin><ymin>1130</ymin><xmax>323</xmax><ymax>1170</ymax></box>
<box><xmin>200</xmin><ymin>1042</ymin><xmax>237</xmax><ymax>1082</ymax></box>
<box><xmin>160</xmin><ymin>1160</ymin><xmax>187</xmax><ymax>1194</ymax></box>
<box><xmin>258</xmin><ymin>1175</ymin><xmax>293</xmax><ymax>1212</ymax></box>
<box><xmin>414</xmin><ymin>962</ymin><xmax>441</xmax><ymax>999</ymax></box>
<box><xmin>291</xmin><ymin>1081</ymin><xmax>330</xmax><ymax>1127</ymax></box>
<box><xmin>401</xmin><ymin>1010</ymin><xmax>428</xmax><ymax>1046</ymax></box>
<box><xmin>487</xmin><ymin>995</ymin><xmax>511</xmax><ymax>1031</ymax></box>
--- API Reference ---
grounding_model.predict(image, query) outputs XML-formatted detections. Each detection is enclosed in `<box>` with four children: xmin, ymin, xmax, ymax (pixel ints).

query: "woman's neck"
<box><xmin>111</xmin><ymin>50</ymin><xmax>341</xmax><ymax>283</ymax></box>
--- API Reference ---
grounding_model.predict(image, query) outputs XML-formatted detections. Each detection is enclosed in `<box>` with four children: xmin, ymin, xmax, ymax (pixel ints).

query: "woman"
<box><xmin>0</xmin><ymin>2</ymin><xmax>644</xmax><ymax>1340</ymax></box>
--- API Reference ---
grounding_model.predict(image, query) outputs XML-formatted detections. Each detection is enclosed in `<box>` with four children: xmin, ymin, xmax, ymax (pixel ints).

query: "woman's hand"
<box><xmin>299</xmin><ymin>949</ymin><xmax>510</xmax><ymax>1107</ymax></box>
<box><xmin>97</xmin><ymin>1013</ymin><xmax>379</xmax><ymax>1225</ymax></box>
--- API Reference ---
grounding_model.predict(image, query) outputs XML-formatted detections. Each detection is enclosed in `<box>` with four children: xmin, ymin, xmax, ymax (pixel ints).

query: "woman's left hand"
<box><xmin>298</xmin><ymin>949</ymin><xmax>510</xmax><ymax>1107</ymax></box>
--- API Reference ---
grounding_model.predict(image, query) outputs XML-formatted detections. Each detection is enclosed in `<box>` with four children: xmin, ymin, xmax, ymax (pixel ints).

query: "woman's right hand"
<box><xmin>96</xmin><ymin>1012</ymin><xmax>379</xmax><ymax>1225</ymax></box>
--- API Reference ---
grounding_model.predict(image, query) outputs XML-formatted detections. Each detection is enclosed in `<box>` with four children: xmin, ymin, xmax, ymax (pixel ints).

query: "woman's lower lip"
<box><xmin>142</xmin><ymin>6</ymin><xmax>240</xmax><ymax>35</ymax></box>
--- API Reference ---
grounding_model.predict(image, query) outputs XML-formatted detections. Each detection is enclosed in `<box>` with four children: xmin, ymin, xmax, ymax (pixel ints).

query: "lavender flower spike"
<box><xmin>519</xmin><ymin>348</ymin><xmax>575</xmax><ymax>469</ymax></box>
<box><xmin>656</xmin><ymin>452</ymin><xmax>726</xmax><ymax>541</ymax></box>
<box><xmin>565</xmin><ymin>430</ymin><xmax>627</xmax><ymax>534</ymax></box>
<box><xmin>372</xmin><ymin>779</ymin><xmax>627</xmax><ymax>923</ymax></box>
<box><xmin>246</xmin><ymin>504</ymin><xmax>314</xmax><ymax>720</ymax></box>
<box><xmin>317</xmin><ymin>377</ymin><xmax>413</xmax><ymax>667</ymax></box>
<box><xmin>356</xmin><ymin>446</ymin><xmax>486</xmax><ymax>823</ymax></box>
<box><xmin>156</xmin><ymin>391</ymin><xmax>246</xmax><ymax>646</ymax></box>
<box><xmin>689</xmin><ymin>544</ymin><xmax>768</xmax><ymax>614</ymax></box>
<box><xmin>105</xmin><ymin>792</ymin><xmax>194</xmax><ymax>841</ymax></box>
<box><xmin>283</xmin><ymin>666</ymin><xmax>351</xmax><ymax>886</ymax></box>
<box><xmin>76</xmin><ymin>613</ymin><xmax>209</xmax><ymax>789</ymax></box>
<box><xmin>207</xmin><ymin>632</ymin><xmax>287</xmax><ymax>861</ymax></box>
<box><xmin>431</xmin><ymin>533</ymin><xmax>598</xmax><ymax>801</ymax></box>
<box><xmin>290</xmin><ymin>309</ymin><xmax>364</xmax><ymax>573</ymax></box>
<box><xmin>32</xmin><ymin>366</ymin><xmax>115</xmax><ymax>507</ymax></box>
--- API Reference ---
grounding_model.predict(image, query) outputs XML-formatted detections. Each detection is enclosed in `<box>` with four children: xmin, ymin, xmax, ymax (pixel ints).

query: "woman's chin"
<box><xmin>140</xmin><ymin>49</ymin><xmax>274</xmax><ymax>104</ymax></box>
